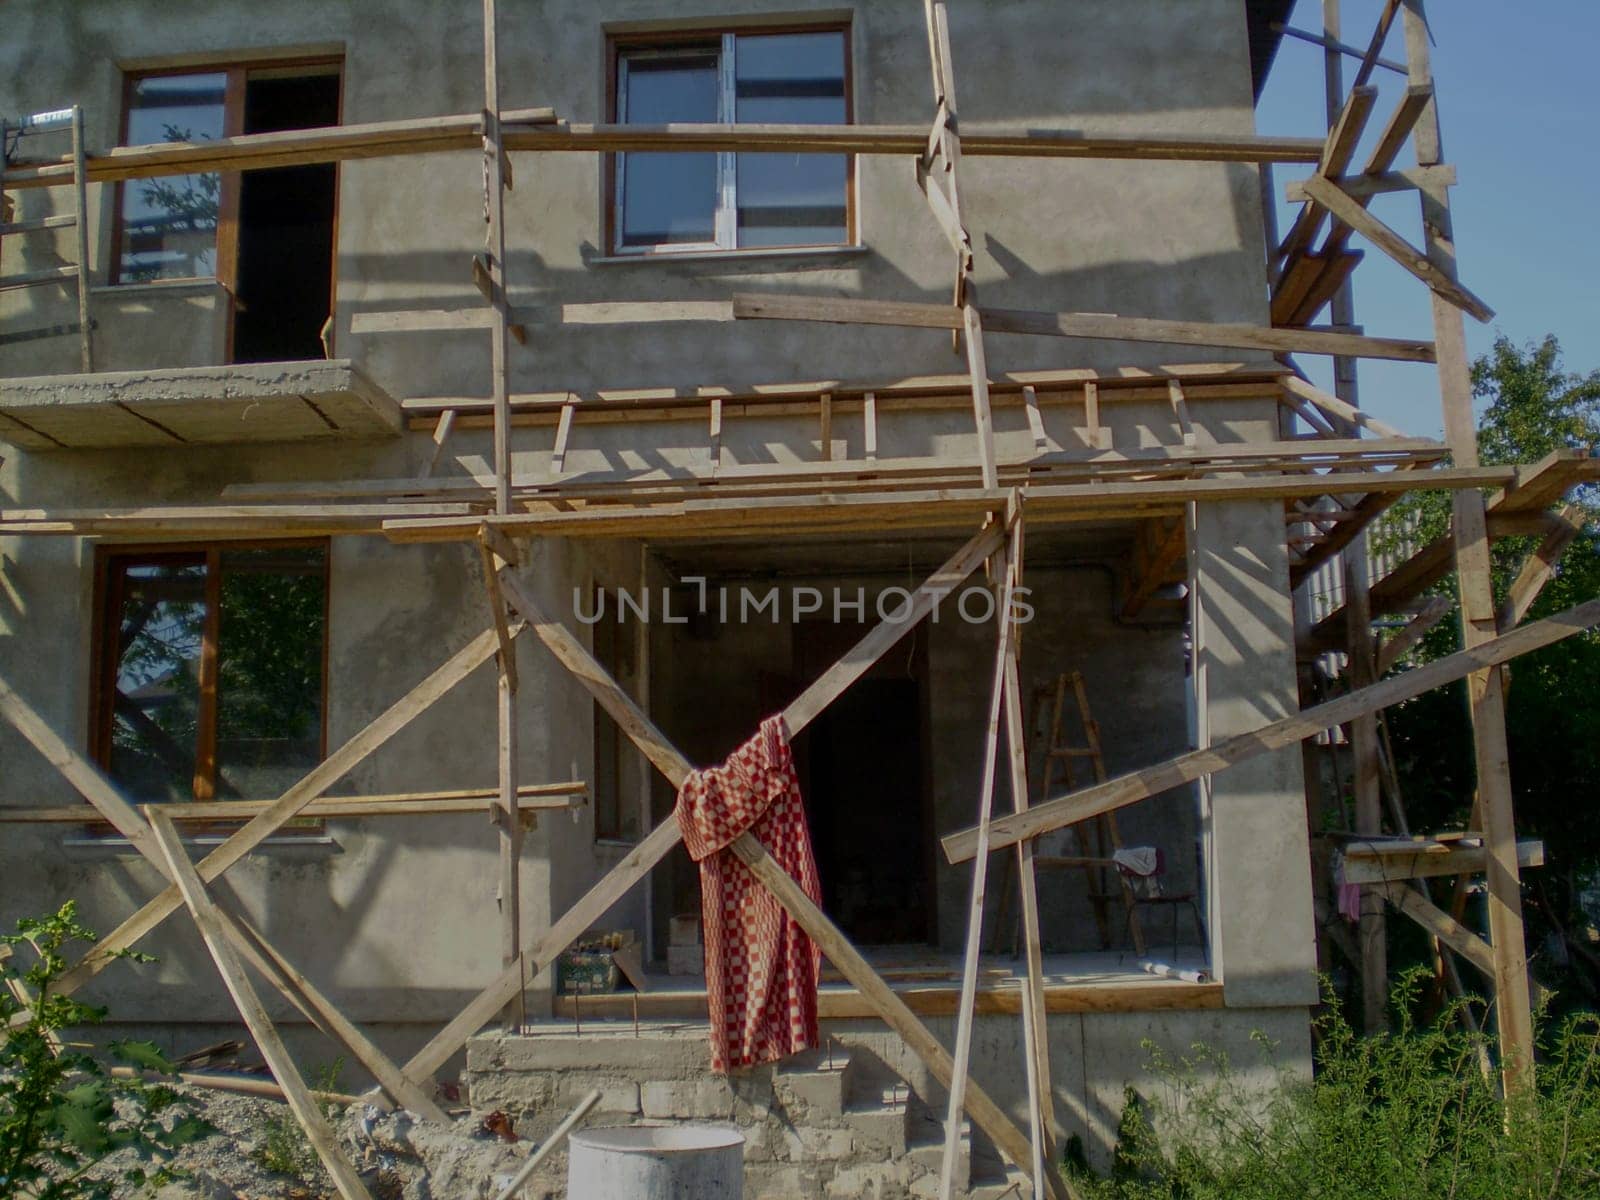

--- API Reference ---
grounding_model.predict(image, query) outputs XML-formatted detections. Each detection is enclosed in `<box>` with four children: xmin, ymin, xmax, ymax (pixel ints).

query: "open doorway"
<box><xmin>792</xmin><ymin>620</ymin><xmax>935</xmax><ymax>946</ymax></box>
<box><xmin>231</xmin><ymin>68</ymin><xmax>340</xmax><ymax>363</ymax></box>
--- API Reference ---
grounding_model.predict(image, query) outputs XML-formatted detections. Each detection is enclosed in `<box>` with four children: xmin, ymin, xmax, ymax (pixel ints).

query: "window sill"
<box><xmin>90</xmin><ymin>277</ymin><xmax>224</xmax><ymax>298</ymax></box>
<box><xmin>588</xmin><ymin>244</ymin><xmax>869</xmax><ymax>268</ymax></box>
<box><xmin>62</xmin><ymin>832</ymin><xmax>339</xmax><ymax>857</ymax></box>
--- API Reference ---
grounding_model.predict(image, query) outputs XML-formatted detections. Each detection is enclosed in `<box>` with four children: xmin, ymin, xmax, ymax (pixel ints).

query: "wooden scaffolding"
<box><xmin>2</xmin><ymin>2</ymin><xmax>1598</xmax><ymax>1197</ymax></box>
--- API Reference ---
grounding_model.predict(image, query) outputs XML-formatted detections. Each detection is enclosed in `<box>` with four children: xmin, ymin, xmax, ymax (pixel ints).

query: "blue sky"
<box><xmin>1255</xmin><ymin>1</ymin><xmax>1599</xmax><ymax>437</ymax></box>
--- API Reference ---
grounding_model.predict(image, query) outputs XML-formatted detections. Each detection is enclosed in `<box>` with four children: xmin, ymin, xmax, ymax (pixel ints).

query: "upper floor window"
<box><xmin>112</xmin><ymin>58</ymin><xmax>341</xmax><ymax>363</ymax></box>
<box><xmin>93</xmin><ymin>542</ymin><xmax>329</xmax><ymax>806</ymax></box>
<box><xmin>117</xmin><ymin>71</ymin><xmax>228</xmax><ymax>282</ymax></box>
<box><xmin>609</xmin><ymin>26</ymin><xmax>852</xmax><ymax>255</ymax></box>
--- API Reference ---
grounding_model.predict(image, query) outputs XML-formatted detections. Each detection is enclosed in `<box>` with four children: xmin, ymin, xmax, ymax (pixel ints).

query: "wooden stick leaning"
<box><xmin>941</xmin><ymin>523</ymin><xmax>1020</xmax><ymax>1200</ymax></box>
<box><xmin>489</xmin><ymin>1089</ymin><xmax>602</xmax><ymax>1200</ymax></box>
<box><xmin>943</xmin><ymin>596</ymin><xmax>1600</xmax><ymax>864</ymax></box>
<box><xmin>146</xmin><ymin>811</ymin><xmax>373</xmax><ymax>1200</ymax></box>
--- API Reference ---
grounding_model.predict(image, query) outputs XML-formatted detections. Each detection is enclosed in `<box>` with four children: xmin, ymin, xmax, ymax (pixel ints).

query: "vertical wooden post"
<box><xmin>1000</xmin><ymin>593</ymin><xmax>1059</xmax><ymax>1191</ymax></box>
<box><xmin>1401</xmin><ymin>0</ymin><xmax>1535</xmax><ymax>1091</ymax></box>
<box><xmin>1323</xmin><ymin>0</ymin><xmax>1387</xmax><ymax>1033</ymax></box>
<box><xmin>482</xmin><ymin>0</ymin><xmax>521</xmax><ymax>1029</ymax></box>
<box><xmin>941</xmin><ymin>516</ymin><xmax>1021</xmax><ymax>1200</ymax></box>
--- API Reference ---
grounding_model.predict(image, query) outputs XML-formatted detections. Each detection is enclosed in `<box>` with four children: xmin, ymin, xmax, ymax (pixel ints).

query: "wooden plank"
<box><xmin>1081</xmin><ymin>380</ymin><xmax>1107</xmax><ymax>449</ymax></box>
<box><xmin>0</xmin><ymin>786</ymin><xmax>584</xmax><ymax>824</ymax></box>
<box><xmin>549</xmin><ymin>402</ymin><xmax>576</xmax><ymax>475</ymax></box>
<box><xmin>942</xmin><ymin>596</ymin><xmax>1600</xmax><ymax>863</ymax></box>
<box><xmin>962</xmin><ymin>305</ymin><xmax>999</xmax><ymax>488</ymax></box>
<box><xmin>1276</xmin><ymin>84</ymin><xmax>1378</xmax><ymax>263</ymax></box>
<box><xmin>423</xmin><ymin>409</ymin><xmax>458</xmax><ymax>479</ymax></box>
<box><xmin>6</xmin><ymin>109</ymin><xmax>556</xmax><ymax>188</ymax></box>
<box><xmin>218</xmin><ymin>907</ymin><xmax>451</xmax><ymax>1122</ymax></box>
<box><xmin>1376</xmin><ymin>595</ymin><xmax>1452</xmax><ymax>674</ymax></box>
<box><xmin>350</xmin><ymin>309</ymin><xmax>495</xmax><ymax>334</ymax></box>
<box><xmin>731</xmin><ymin>293</ymin><xmax>1437</xmax><ymax>362</ymax></box>
<box><xmin>499</xmin><ymin>123</ymin><xmax>1327</xmax><ymax>164</ymax></box>
<box><xmin>1362</xmin><ymin>84</ymin><xmax>1434</xmax><ymax>177</ymax></box>
<box><xmin>36</xmin><ymin>627</ymin><xmax>515</xmax><ymax>1010</ymax></box>
<box><xmin>554</xmin><ymin>978</ymin><xmax>1223</xmax><ymax>1020</ymax></box>
<box><xmin>227</xmin><ymin>436</ymin><xmax>1447</xmax><ymax>503</ymax></box>
<box><xmin>1378</xmin><ymin>881</ymin><xmax>1495</xmax><ymax>977</ymax></box>
<box><xmin>1284</xmin><ymin>164</ymin><xmax>1454</xmax><ymax>202</ymax></box>
<box><xmin>403</xmin><ymin>523</ymin><xmax>1006</xmax><ymax>1083</ymax></box>
<box><xmin>1281</xmin><ymin>372</ymin><xmax>1408</xmax><ymax>439</ymax></box>
<box><xmin>146</xmin><ymin>812</ymin><xmax>371</xmax><ymax>1200</ymax></box>
<box><xmin>1499</xmin><ymin>504</ymin><xmax>1585</xmax><ymax>630</ymax></box>
<box><xmin>478</xmin><ymin>540</ymin><xmax>520</xmax><ymax>696</ymax></box>
<box><xmin>731</xmin><ymin>831</ymin><xmax>1066</xmax><ymax>1199</ymax></box>
<box><xmin>942</xmin><ymin>533</ymin><xmax>1019</xmax><ymax>1200</ymax></box>
<box><xmin>1167</xmin><ymin>380</ymin><xmax>1196</xmax><ymax>447</ymax></box>
<box><xmin>1299</xmin><ymin>175</ymin><xmax>1493</xmax><ymax>322</ymax></box>
<box><xmin>1000</xmin><ymin>587</ymin><xmax>1059</xmax><ymax>1186</ymax></box>
<box><xmin>1021</xmin><ymin>385</ymin><xmax>1047</xmax><ymax>451</ymax></box>
<box><xmin>1404</xmin><ymin>0</ymin><xmax>1532</xmax><ymax>1093</ymax></box>
<box><xmin>384</xmin><ymin>466</ymin><xmax>1510</xmax><ymax>545</ymax></box>
<box><xmin>1341</xmin><ymin>838</ymin><xmax>1544</xmax><ymax>885</ymax></box>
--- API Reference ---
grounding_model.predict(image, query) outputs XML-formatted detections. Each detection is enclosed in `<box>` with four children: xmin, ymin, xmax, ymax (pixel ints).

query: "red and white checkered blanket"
<box><xmin>674</xmin><ymin>715</ymin><xmax>822</xmax><ymax>1072</ymax></box>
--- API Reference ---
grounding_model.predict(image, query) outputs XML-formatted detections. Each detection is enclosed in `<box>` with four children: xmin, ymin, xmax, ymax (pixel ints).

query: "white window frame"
<box><xmin>612</xmin><ymin>31</ymin><xmax>849</xmax><ymax>257</ymax></box>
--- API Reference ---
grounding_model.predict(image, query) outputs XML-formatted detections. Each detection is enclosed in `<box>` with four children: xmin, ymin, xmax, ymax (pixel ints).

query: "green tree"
<box><xmin>1379</xmin><ymin>335</ymin><xmax>1600</xmax><ymax>1007</ymax></box>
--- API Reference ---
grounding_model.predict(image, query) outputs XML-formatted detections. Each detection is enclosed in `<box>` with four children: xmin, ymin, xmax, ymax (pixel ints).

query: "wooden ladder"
<box><xmin>992</xmin><ymin>670</ymin><xmax>1145</xmax><ymax>955</ymax></box>
<box><xmin>1</xmin><ymin>105</ymin><xmax>93</xmax><ymax>370</ymax></box>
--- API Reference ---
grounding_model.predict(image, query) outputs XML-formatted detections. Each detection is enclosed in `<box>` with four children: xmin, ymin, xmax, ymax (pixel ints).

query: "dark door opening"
<box><xmin>231</xmin><ymin>70</ymin><xmax>340</xmax><ymax>363</ymax></box>
<box><xmin>792</xmin><ymin>622</ymin><xmax>934</xmax><ymax>946</ymax></box>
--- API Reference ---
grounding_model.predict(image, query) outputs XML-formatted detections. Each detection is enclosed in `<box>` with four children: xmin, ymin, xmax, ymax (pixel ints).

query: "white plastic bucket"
<box><xmin>567</xmin><ymin>1125</ymin><xmax>744</xmax><ymax>1199</ymax></box>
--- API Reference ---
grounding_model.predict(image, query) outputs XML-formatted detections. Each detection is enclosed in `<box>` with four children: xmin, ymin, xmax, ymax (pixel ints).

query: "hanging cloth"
<box><xmin>674</xmin><ymin>715</ymin><xmax>823</xmax><ymax>1071</ymax></box>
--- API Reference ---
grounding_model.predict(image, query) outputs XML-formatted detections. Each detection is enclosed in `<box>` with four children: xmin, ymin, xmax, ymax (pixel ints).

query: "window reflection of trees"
<box><xmin>105</xmin><ymin>549</ymin><xmax>325</xmax><ymax>804</ymax></box>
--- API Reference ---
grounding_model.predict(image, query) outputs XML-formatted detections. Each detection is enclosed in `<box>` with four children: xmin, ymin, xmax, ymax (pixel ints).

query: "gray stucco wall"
<box><xmin>0</xmin><ymin>0</ymin><xmax>1315</xmax><ymax>1103</ymax></box>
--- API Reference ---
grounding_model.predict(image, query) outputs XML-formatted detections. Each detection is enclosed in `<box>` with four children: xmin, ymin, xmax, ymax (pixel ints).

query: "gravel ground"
<box><xmin>75</xmin><ymin>1084</ymin><xmax>537</xmax><ymax>1200</ymax></box>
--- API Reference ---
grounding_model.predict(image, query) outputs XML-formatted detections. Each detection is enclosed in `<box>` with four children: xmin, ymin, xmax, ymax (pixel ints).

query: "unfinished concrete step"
<box><xmin>843</xmin><ymin>1085</ymin><xmax>910</xmax><ymax>1160</ymax></box>
<box><xmin>906</xmin><ymin>1115</ymin><xmax>972</xmax><ymax>1194</ymax></box>
<box><xmin>773</xmin><ymin>1046</ymin><xmax>854</xmax><ymax>1122</ymax></box>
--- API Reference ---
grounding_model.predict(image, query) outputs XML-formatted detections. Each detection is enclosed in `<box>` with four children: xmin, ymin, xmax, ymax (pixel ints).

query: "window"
<box><xmin>112</xmin><ymin>59</ymin><xmax>341</xmax><ymax>363</ymax></box>
<box><xmin>610</xmin><ymin>26</ymin><xmax>851</xmax><ymax>254</ymax></box>
<box><xmin>92</xmin><ymin>543</ymin><xmax>329</xmax><ymax>806</ymax></box>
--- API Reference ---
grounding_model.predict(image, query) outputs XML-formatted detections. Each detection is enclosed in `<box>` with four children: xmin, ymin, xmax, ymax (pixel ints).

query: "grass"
<box><xmin>1068</xmin><ymin>972</ymin><xmax>1600</xmax><ymax>1200</ymax></box>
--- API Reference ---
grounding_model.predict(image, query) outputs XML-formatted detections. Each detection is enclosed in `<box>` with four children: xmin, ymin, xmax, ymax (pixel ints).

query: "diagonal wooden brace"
<box><xmin>1299</xmin><ymin>174</ymin><xmax>1494</xmax><ymax>322</ymax></box>
<box><xmin>944</xmin><ymin>596</ymin><xmax>1600</xmax><ymax>863</ymax></box>
<box><xmin>148</xmin><ymin>811</ymin><xmax>373</xmax><ymax>1200</ymax></box>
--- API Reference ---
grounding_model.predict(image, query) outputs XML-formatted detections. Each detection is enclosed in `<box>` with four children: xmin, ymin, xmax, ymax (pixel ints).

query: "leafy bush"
<box><xmin>0</xmin><ymin>902</ymin><xmax>215</xmax><ymax>1198</ymax></box>
<box><xmin>249</xmin><ymin>1058</ymin><xmax>344</xmax><ymax>1179</ymax></box>
<box><xmin>1071</xmin><ymin>974</ymin><xmax>1600</xmax><ymax>1200</ymax></box>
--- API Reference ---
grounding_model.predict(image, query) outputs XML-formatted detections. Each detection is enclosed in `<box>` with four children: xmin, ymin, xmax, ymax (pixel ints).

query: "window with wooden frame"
<box><xmin>607</xmin><ymin>25</ymin><xmax>853</xmax><ymax>255</ymax></box>
<box><xmin>111</xmin><ymin>57</ymin><xmax>342</xmax><ymax>363</ymax></box>
<box><xmin>91</xmin><ymin>542</ymin><xmax>330</xmax><ymax>808</ymax></box>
